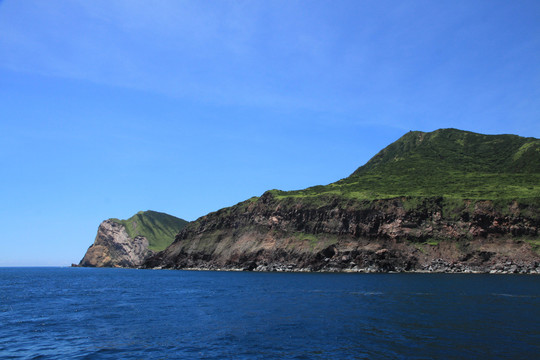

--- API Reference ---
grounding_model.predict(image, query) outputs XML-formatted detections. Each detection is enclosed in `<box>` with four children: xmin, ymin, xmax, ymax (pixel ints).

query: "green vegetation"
<box><xmin>292</xmin><ymin>232</ymin><xmax>338</xmax><ymax>251</ymax></box>
<box><xmin>110</xmin><ymin>210</ymin><xmax>188</xmax><ymax>251</ymax></box>
<box><xmin>425</xmin><ymin>239</ymin><xmax>440</xmax><ymax>246</ymax></box>
<box><xmin>272</xmin><ymin>129</ymin><xmax>540</xmax><ymax>202</ymax></box>
<box><xmin>294</xmin><ymin>232</ymin><xmax>319</xmax><ymax>250</ymax></box>
<box><xmin>526</xmin><ymin>239</ymin><xmax>540</xmax><ymax>255</ymax></box>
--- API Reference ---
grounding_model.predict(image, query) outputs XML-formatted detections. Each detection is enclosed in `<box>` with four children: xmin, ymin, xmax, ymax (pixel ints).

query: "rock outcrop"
<box><xmin>79</xmin><ymin>220</ymin><xmax>153</xmax><ymax>267</ymax></box>
<box><xmin>79</xmin><ymin>210</ymin><xmax>188</xmax><ymax>268</ymax></box>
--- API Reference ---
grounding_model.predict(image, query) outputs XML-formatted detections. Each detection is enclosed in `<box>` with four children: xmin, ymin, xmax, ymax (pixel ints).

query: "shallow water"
<box><xmin>1</xmin><ymin>268</ymin><xmax>539</xmax><ymax>359</ymax></box>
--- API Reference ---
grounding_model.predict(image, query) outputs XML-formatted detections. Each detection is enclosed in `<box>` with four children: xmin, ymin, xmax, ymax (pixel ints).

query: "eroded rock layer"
<box><xmin>79</xmin><ymin>220</ymin><xmax>152</xmax><ymax>267</ymax></box>
<box><xmin>144</xmin><ymin>194</ymin><xmax>540</xmax><ymax>273</ymax></box>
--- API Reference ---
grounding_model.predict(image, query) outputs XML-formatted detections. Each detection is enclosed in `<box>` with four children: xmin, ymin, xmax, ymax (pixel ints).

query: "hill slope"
<box><xmin>274</xmin><ymin>128</ymin><xmax>540</xmax><ymax>201</ymax></box>
<box><xmin>79</xmin><ymin>211</ymin><xmax>188</xmax><ymax>267</ymax></box>
<box><xmin>110</xmin><ymin>210</ymin><xmax>189</xmax><ymax>252</ymax></box>
<box><xmin>144</xmin><ymin>129</ymin><xmax>540</xmax><ymax>273</ymax></box>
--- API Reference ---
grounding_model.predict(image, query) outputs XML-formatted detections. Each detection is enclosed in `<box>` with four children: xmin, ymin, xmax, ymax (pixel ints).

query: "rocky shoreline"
<box><xmin>145</xmin><ymin>244</ymin><xmax>540</xmax><ymax>274</ymax></box>
<box><xmin>146</xmin><ymin>261</ymin><xmax>540</xmax><ymax>274</ymax></box>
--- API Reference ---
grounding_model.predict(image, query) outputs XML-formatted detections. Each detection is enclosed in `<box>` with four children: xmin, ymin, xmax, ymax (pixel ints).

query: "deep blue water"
<box><xmin>1</xmin><ymin>268</ymin><xmax>539</xmax><ymax>359</ymax></box>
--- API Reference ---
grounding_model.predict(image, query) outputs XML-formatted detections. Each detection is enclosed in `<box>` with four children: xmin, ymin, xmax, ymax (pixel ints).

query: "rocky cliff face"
<box><xmin>142</xmin><ymin>129</ymin><xmax>540</xmax><ymax>273</ymax></box>
<box><xmin>79</xmin><ymin>220</ymin><xmax>153</xmax><ymax>267</ymax></box>
<box><xmin>144</xmin><ymin>193</ymin><xmax>540</xmax><ymax>273</ymax></box>
<box><xmin>78</xmin><ymin>210</ymin><xmax>188</xmax><ymax>268</ymax></box>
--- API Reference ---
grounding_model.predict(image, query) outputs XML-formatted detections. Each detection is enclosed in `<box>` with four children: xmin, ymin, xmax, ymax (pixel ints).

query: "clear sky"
<box><xmin>1</xmin><ymin>0</ymin><xmax>539</xmax><ymax>266</ymax></box>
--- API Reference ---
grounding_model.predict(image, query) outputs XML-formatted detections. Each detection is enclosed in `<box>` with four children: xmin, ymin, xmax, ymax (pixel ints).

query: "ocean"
<box><xmin>1</xmin><ymin>268</ymin><xmax>539</xmax><ymax>359</ymax></box>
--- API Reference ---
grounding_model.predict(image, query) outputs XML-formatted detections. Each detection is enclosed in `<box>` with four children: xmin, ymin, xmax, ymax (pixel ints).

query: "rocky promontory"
<box><xmin>79</xmin><ymin>210</ymin><xmax>188</xmax><ymax>267</ymax></box>
<box><xmin>79</xmin><ymin>220</ymin><xmax>152</xmax><ymax>267</ymax></box>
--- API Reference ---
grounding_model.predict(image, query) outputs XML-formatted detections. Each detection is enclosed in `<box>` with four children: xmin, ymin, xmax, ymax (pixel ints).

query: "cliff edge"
<box><xmin>144</xmin><ymin>129</ymin><xmax>540</xmax><ymax>273</ymax></box>
<box><xmin>79</xmin><ymin>210</ymin><xmax>188</xmax><ymax>267</ymax></box>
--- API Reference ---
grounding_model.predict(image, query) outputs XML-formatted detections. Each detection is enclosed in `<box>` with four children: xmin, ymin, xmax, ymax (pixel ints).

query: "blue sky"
<box><xmin>1</xmin><ymin>0</ymin><xmax>539</xmax><ymax>266</ymax></box>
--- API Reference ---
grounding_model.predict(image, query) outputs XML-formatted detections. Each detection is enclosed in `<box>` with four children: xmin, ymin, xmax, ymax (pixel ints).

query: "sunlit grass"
<box><xmin>271</xmin><ymin>129</ymin><xmax>540</xmax><ymax>203</ymax></box>
<box><xmin>110</xmin><ymin>210</ymin><xmax>188</xmax><ymax>251</ymax></box>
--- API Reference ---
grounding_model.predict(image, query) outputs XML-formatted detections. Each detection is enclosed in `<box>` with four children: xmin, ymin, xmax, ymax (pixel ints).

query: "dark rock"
<box><xmin>142</xmin><ymin>196</ymin><xmax>540</xmax><ymax>273</ymax></box>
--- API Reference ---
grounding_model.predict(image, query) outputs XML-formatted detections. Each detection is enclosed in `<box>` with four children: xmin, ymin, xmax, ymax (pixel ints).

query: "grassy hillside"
<box><xmin>273</xmin><ymin>129</ymin><xmax>540</xmax><ymax>201</ymax></box>
<box><xmin>110</xmin><ymin>210</ymin><xmax>188</xmax><ymax>251</ymax></box>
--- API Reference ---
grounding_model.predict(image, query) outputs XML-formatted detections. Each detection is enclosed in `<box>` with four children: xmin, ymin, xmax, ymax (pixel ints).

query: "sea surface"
<box><xmin>1</xmin><ymin>268</ymin><xmax>539</xmax><ymax>359</ymax></box>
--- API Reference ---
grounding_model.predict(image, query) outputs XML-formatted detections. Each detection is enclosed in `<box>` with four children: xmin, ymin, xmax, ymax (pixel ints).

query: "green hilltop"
<box><xmin>110</xmin><ymin>210</ymin><xmax>188</xmax><ymax>251</ymax></box>
<box><xmin>271</xmin><ymin>128</ymin><xmax>540</xmax><ymax>202</ymax></box>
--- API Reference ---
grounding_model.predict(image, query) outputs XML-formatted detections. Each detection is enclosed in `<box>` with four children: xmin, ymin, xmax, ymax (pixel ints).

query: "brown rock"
<box><xmin>79</xmin><ymin>220</ymin><xmax>153</xmax><ymax>268</ymax></box>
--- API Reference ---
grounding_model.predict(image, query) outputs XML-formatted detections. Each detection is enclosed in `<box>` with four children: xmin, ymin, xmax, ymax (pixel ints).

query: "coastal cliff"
<box><xmin>144</xmin><ymin>129</ymin><xmax>540</xmax><ymax>273</ymax></box>
<box><xmin>79</xmin><ymin>210</ymin><xmax>188</xmax><ymax>267</ymax></box>
<box><xmin>144</xmin><ymin>194</ymin><xmax>540</xmax><ymax>273</ymax></box>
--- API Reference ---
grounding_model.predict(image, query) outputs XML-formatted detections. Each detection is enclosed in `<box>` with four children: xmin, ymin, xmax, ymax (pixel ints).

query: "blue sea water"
<box><xmin>0</xmin><ymin>268</ymin><xmax>539</xmax><ymax>359</ymax></box>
